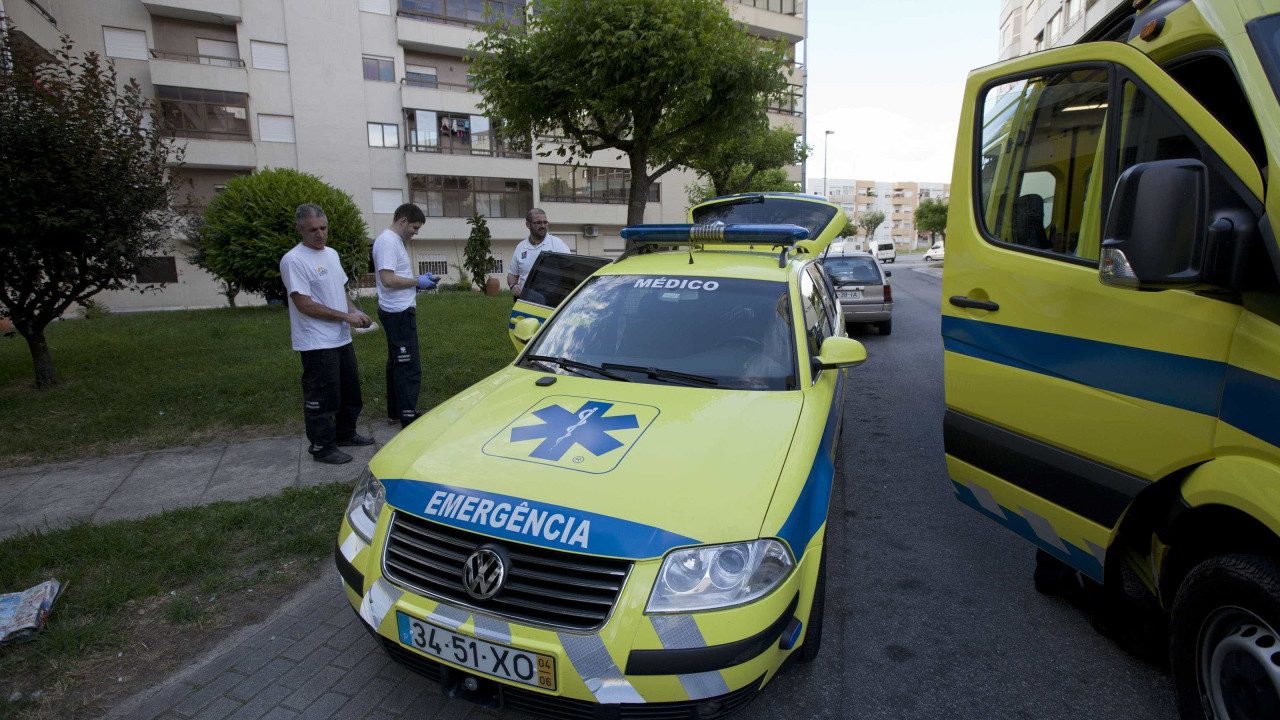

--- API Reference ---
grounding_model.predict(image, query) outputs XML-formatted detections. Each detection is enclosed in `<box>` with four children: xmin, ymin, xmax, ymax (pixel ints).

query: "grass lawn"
<box><xmin>0</xmin><ymin>292</ymin><xmax>517</xmax><ymax>467</ymax></box>
<box><xmin>0</xmin><ymin>482</ymin><xmax>352</xmax><ymax>720</ymax></box>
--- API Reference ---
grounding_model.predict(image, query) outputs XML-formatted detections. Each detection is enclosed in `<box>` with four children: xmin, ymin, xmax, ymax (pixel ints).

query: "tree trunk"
<box><xmin>23</xmin><ymin>330</ymin><xmax>60</xmax><ymax>389</ymax></box>
<box><xmin>625</xmin><ymin>153</ymin><xmax>653</xmax><ymax>249</ymax></box>
<box><xmin>224</xmin><ymin>283</ymin><xmax>239</xmax><ymax>308</ymax></box>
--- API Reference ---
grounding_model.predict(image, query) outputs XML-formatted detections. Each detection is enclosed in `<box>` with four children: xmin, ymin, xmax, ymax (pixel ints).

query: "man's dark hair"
<box><xmin>526</xmin><ymin>208</ymin><xmax>547</xmax><ymax>222</ymax></box>
<box><xmin>394</xmin><ymin>203</ymin><xmax>426</xmax><ymax>224</ymax></box>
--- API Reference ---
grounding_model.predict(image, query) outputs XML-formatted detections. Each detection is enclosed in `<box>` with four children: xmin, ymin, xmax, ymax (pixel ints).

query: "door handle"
<box><xmin>949</xmin><ymin>296</ymin><xmax>999</xmax><ymax>311</ymax></box>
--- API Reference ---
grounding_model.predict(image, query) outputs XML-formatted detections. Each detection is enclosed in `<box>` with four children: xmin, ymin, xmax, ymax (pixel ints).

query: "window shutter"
<box><xmin>258</xmin><ymin>115</ymin><xmax>295</xmax><ymax>143</ymax></box>
<box><xmin>373</xmin><ymin>189</ymin><xmax>403</xmax><ymax>214</ymax></box>
<box><xmin>250</xmin><ymin>41</ymin><xmax>289</xmax><ymax>72</ymax></box>
<box><xmin>103</xmin><ymin>27</ymin><xmax>148</xmax><ymax>60</ymax></box>
<box><xmin>359</xmin><ymin>0</ymin><xmax>392</xmax><ymax>14</ymax></box>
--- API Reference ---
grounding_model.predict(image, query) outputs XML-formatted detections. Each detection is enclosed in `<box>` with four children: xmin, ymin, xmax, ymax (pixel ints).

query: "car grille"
<box><xmin>382</xmin><ymin>638</ymin><xmax>764</xmax><ymax>720</ymax></box>
<box><xmin>382</xmin><ymin>511</ymin><xmax>632</xmax><ymax>631</ymax></box>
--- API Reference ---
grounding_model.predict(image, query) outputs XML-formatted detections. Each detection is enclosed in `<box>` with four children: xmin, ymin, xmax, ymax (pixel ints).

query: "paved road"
<box><xmin>115</xmin><ymin>256</ymin><xmax>1177</xmax><ymax>720</ymax></box>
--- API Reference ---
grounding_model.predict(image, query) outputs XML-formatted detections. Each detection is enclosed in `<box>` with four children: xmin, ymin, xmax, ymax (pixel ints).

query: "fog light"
<box><xmin>696</xmin><ymin>698</ymin><xmax>725</xmax><ymax>717</ymax></box>
<box><xmin>464</xmin><ymin>677</ymin><xmax>479</xmax><ymax>692</ymax></box>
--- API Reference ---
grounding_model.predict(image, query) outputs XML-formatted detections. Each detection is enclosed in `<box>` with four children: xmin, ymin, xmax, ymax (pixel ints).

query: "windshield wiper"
<box><xmin>600</xmin><ymin>363</ymin><xmax>719</xmax><ymax>387</ymax></box>
<box><xmin>524</xmin><ymin>355</ymin><xmax>631</xmax><ymax>382</ymax></box>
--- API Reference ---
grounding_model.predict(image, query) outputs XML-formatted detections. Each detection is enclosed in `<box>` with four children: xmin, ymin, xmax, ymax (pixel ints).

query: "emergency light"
<box><xmin>620</xmin><ymin>223</ymin><xmax>810</xmax><ymax>245</ymax></box>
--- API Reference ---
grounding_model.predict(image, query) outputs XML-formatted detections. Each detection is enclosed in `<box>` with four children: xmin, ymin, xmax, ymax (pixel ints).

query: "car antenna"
<box><xmin>688</xmin><ymin>247</ymin><xmax>694</xmax><ymax>264</ymax></box>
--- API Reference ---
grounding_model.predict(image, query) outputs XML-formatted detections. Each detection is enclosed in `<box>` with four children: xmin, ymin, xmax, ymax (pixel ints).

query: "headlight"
<box><xmin>345</xmin><ymin>466</ymin><xmax>385</xmax><ymax>543</ymax></box>
<box><xmin>646</xmin><ymin>539</ymin><xmax>794</xmax><ymax>613</ymax></box>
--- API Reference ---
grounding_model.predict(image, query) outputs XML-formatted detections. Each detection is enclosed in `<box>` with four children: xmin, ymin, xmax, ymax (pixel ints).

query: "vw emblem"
<box><xmin>462</xmin><ymin>547</ymin><xmax>506</xmax><ymax>600</ymax></box>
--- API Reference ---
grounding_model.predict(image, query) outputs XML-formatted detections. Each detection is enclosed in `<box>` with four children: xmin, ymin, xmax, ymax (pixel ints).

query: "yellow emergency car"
<box><xmin>945</xmin><ymin>1</ymin><xmax>1280</xmax><ymax>717</ymax></box>
<box><xmin>336</xmin><ymin>193</ymin><xmax>864</xmax><ymax>717</ymax></box>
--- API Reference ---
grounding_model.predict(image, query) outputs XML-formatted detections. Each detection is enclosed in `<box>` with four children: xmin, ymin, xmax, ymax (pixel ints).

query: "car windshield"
<box><xmin>692</xmin><ymin>197</ymin><xmax>839</xmax><ymax>241</ymax></box>
<box><xmin>520</xmin><ymin>275</ymin><xmax>797</xmax><ymax>391</ymax></box>
<box><xmin>822</xmin><ymin>256</ymin><xmax>882</xmax><ymax>285</ymax></box>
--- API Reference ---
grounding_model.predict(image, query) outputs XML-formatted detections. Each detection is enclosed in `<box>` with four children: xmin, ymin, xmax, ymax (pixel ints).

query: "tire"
<box><xmin>876</xmin><ymin>319</ymin><xmax>892</xmax><ymax>336</ymax></box>
<box><xmin>1170</xmin><ymin>554</ymin><xmax>1280</xmax><ymax>720</ymax></box>
<box><xmin>798</xmin><ymin>546</ymin><xmax>827</xmax><ymax>663</ymax></box>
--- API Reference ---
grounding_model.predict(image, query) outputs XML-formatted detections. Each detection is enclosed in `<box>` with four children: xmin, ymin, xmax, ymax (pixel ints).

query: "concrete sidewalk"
<box><xmin>0</xmin><ymin>424</ymin><xmax>400</xmax><ymax>540</ymax></box>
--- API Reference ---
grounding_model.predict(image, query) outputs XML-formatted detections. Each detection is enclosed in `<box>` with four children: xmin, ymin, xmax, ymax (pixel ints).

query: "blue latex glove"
<box><xmin>416</xmin><ymin>273</ymin><xmax>437</xmax><ymax>289</ymax></box>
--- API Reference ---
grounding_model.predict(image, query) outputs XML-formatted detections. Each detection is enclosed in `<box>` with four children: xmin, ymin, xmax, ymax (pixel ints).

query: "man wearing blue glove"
<box><xmin>373</xmin><ymin>203</ymin><xmax>430</xmax><ymax>428</ymax></box>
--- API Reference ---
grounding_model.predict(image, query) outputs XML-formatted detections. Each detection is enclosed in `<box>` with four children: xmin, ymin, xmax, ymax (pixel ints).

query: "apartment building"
<box><xmin>1</xmin><ymin>0</ymin><xmax>806</xmax><ymax>311</ymax></box>
<box><xmin>998</xmin><ymin>0</ymin><xmax>1124</xmax><ymax>60</ymax></box>
<box><xmin>808</xmin><ymin>178</ymin><xmax>949</xmax><ymax>251</ymax></box>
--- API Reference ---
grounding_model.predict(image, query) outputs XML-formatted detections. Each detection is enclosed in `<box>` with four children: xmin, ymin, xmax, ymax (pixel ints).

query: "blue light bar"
<box><xmin>619</xmin><ymin>223</ymin><xmax>810</xmax><ymax>244</ymax></box>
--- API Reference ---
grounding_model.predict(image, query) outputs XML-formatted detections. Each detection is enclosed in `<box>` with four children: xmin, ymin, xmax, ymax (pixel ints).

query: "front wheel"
<box><xmin>798</xmin><ymin>547</ymin><xmax>827</xmax><ymax>663</ymax></box>
<box><xmin>1170</xmin><ymin>554</ymin><xmax>1280</xmax><ymax>720</ymax></box>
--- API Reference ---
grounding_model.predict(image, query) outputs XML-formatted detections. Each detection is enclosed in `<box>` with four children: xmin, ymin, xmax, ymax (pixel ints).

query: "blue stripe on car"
<box><xmin>776</xmin><ymin>371</ymin><xmax>844</xmax><ymax>560</ymax></box>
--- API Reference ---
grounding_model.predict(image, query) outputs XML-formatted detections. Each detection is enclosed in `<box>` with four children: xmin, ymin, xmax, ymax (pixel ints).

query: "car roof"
<box><xmin>821</xmin><ymin>250</ymin><xmax>875</xmax><ymax>259</ymax></box>
<box><xmin>599</xmin><ymin>247</ymin><xmax>805</xmax><ymax>283</ymax></box>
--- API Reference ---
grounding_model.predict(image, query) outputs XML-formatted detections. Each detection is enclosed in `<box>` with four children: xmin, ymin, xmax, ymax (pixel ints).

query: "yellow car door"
<box><xmin>943</xmin><ymin>41</ymin><xmax>1263</xmax><ymax>580</ymax></box>
<box><xmin>508</xmin><ymin>252</ymin><xmax>610</xmax><ymax>350</ymax></box>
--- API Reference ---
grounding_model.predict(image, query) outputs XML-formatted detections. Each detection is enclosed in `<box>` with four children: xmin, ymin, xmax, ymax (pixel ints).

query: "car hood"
<box><xmin>370</xmin><ymin>367</ymin><xmax>804</xmax><ymax>559</ymax></box>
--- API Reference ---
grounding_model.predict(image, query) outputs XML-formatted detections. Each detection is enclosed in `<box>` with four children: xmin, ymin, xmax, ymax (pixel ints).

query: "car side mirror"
<box><xmin>512</xmin><ymin>317</ymin><xmax>541</xmax><ymax>345</ymax></box>
<box><xmin>884</xmin><ymin>270</ymin><xmax>892</xmax><ymax>277</ymax></box>
<box><xmin>1100</xmin><ymin>159</ymin><xmax>1207</xmax><ymax>290</ymax></box>
<box><xmin>812</xmin><ymin>336</ymin><xmax>867</xmax><ymax>371</ymax></box>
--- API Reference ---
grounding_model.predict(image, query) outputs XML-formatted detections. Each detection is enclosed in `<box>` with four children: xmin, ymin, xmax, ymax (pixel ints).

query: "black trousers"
<box><xmin>377</xmin><ymin>306</ymin><xmax>421</xmax><ymax>427</ymax></box>
<box><xmin>299</xmin><ymin>343</ymin><xmax>362</xmax><ymax>456</ymax></box>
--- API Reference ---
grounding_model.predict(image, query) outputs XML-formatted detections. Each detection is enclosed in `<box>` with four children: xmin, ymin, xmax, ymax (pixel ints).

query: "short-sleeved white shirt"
<box><xmin>509</xmin><ymin>234</ymin><xmax>571</xmax><ymax>286</ymax></box>
<box><xmin>372</xmin><ymin>228</ymin><xmax>415</xmax><ymax>313</ymax></box>
<box><xmin>280</xmin><ymin>244</ymin><xmax>351</xmax><ymax>351</ymax></box>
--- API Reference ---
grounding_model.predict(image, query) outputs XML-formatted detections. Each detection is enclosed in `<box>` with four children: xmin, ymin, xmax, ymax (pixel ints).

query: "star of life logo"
<box><xmin>482</xmin><ymin>396</ymin><xmax>659</xmax><ymax>474</ymax></box>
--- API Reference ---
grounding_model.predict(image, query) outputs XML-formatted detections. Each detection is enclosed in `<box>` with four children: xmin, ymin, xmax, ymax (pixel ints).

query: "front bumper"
<box><xmin>334</xmin><ymin>517</ymin><xmax>820</xmax><ymax>716</ymax></box>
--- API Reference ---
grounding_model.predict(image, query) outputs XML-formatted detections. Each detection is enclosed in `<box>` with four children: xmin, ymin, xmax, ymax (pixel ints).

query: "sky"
<box><xmin>803</xmin><ymin>0</ymin><xmax>1000</xmax><ymax>186</ymax></box>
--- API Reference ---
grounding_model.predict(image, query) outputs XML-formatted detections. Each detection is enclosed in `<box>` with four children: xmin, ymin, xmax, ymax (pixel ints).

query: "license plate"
<box><xmin>396</xmin><ymin>611</ymin><xmax>556</xmax><ymax>691</ymax></box>
<box><xmin>838</xmin><ymin>290</ymin><xmax>863</xmax><ymax>299</ymax></box>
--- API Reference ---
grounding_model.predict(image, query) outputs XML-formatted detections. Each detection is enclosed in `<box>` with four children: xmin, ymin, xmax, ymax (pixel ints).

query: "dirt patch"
<box><xmin>0</xmin><ymin>422</ymin><xmax>301</xmax><ymax>471</ymax></box>
<box><xmin>4</xmin><ymin>561</ymin><xmax>321</xmax><ymax>720</ymax></box>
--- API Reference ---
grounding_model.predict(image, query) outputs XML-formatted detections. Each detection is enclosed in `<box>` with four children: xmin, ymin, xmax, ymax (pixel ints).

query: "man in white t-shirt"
<box><xmin>507</xmin><ymin>208</ymin><xmax>570</xmax><ymax>305</ymax></box>
<box><xmin>372</xmin><ymin>203</ymin><xmax>436</xmax><ymax>428</ymax></box>
<box><xmin>280</xmin><ymin>204</ymin><xmax>375</xmax><ymax>465</ymax></box>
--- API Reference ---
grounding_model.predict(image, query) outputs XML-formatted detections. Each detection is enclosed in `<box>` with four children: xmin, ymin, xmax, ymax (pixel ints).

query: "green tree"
<box><xmin>464</xmin><ymin>213</ymin><xmax>493</xmax><ymax>289</ymax></box>
<box><xmin>0</xmin><ymin>28</ymin><xmax>187</xmax><ymax>388</ymax></box>
<box><xmin>471</xmin><ymin>0</ymin><xmax>791</xmax><ymax>233</ymax></box>
<box><xmin>190</xmin><ymin>168</ymin><xmax>369</xmax><ymax>305</ymax></box>
<box><xmin>685</xmin><ymin>126</ymin><xmax>808</xmax><ymax>199</ymax></box>
<box><xmin>838</xmin><ymin>212</ymin><xmax>858</xmax><ymax>239</ymax></box>
<box><xmin>685</xmin><ymin>167</ymin><xmax>800</xmax><ymax>206</ymax></box>
<box><xmin>858</xmin><ymin>210</ymin><xmax>886</xmax><ymax>241</ymax></box>
<box><xmin>915</xmin><ymin>198</ymin><xmax>949</xmax><ymax>241</ymax></box>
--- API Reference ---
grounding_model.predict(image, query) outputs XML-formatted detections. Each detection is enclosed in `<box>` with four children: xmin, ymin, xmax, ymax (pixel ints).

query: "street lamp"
<box><xmin>823</xmin><ymin>130</ymin><xmax>835</xmax><ymax>199</ymax></box>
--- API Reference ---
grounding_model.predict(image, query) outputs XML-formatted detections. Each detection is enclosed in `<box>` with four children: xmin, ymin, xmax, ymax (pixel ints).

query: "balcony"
<box><xmin>768</xmin><ymin>85</ymin><xmax>804</xmax><ymax>117</ymax></box>
<box><xmin>396</xmin><ymin>0</ymin><xmax>523</xmax><ymax>56</ymax></box>
<box><xmin>400</xmin><ymin>78</ymin><xmax>479</xmax><ymax>114</ymax></box>
<box><xmin>727</xmin><ymin>0</ymin><xmax>803</xmax><ymax>43</ymax></box>
<box><xmin>142</xmin><ymin>0</ymin><xmax>241</xmax><ymax>25</ymax></box>
<box><xmin>404</xmin><ymin>149</ymin><xmax>532</xmax><ymax>178</ymax></box>
<box><xmin>2</xmin><ymin>0</ymin><xmax>62</xmax><ymax>51</ymax></box>
<box><xmin>149</xmin><ymin>50</ymin><xmax>247</xmax><ymax>94</ymax></box>
<box><xmin>173</xmin><ymin>138</ymin><xmax>256</xmax><ymax>169</ymax></box>
<box><xmin>892</xmin><ymin>212</ymin><xmax>911</xmax><ymax>222</ymax></box>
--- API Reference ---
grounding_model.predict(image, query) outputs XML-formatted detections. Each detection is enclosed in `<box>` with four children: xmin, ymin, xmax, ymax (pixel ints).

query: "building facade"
<box><xmin>808</xmin><ymin>178</ymin><xmax>949</xmax><ymax>251</ymax></box>
<box><xmin>998</xmin><ymin>0</ymin><xmax>1124</xmax><ymax>60</ymax></box>
<box><xmin>1</xmin><ymin>0</ymin><xmax>806</xmax><ymax>311</ymax></box>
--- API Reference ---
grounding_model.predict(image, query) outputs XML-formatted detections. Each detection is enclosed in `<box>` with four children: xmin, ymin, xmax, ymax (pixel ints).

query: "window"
<box><xmin>418</xmin><ymin>255</ymin><xmax>449</xmax><ymax>276</ymax></box>
<box><xmin>1047</xmin><ymin>11</ymin><xmax>1063</xmax><ymax>42</ymax></box>
<box><xmin>258</xmin><ymin>114</ymin><xmax>295</xmax><ymax>143</ymax></box>
<box><xmin>1034</xmin><ymin>31</ymin><xmax>1044</xmax><ymax>52</ymax></box>
<box><xmin>405</xmin><ymin>64</ymin><xmax>437</xmax><ymax>88</ymax></box>
<box><xmin>978</xmin><ymin>69</ymin><xmax>1107</xmax><ymax>260</ymax></box>
<box><xmin>539</xmin><ymin>165</ymin><xmax>661</xmax><ymax>204</ymax></box>
<box><xmin>103</xmin><ymin>27</ymin><xmax>148</xmax><ymax>60</ymax></box>
<box><xmin>769</xmin><ymin>85</ymin><xmax>805</xmax><ymax>115</ymax></box>
<box><xmin>250</xmin><ymin>41</ymin><xmax>289</xmax><ymax>72</ymax></box>
<box><xmin>363</xmin><ymin>56</ymin><xmax>394</xmax><ymax>82</ymax></box>
<box><xmin>373</xmin><ymin>188</ymin><xmax>403</xmax><ymax>214</ymax></box>
<box><xmin>405</xmin><ymin>110</ymin><xmax>526</xmax><ymax>157</ymax></box>
<box><xmin>368</xmin><ymin>122</ymin><xmax>399</xmax><ymax>147</ymax></box>
<box><xmin>487</xmin><ymin>257</ymin><xmax>504</xmax><ymax>275</ymax></box>
<box><xmin>156</xmin><ymin>86</ymin><xmax>250</xmax><ymax>141</ymax></box>
<box><xmin>398</xmin><ymin>0</ymin><xmax>526</xmax><ymax>28</ymax></box>
<box><xmin>136</xmin><ymin>257</ymin><xmax>178</xmax><ymax>284</ymax></box>
<box><xmin>195</xmin><ymin>38</ymin><xmax>238</xmax><ymax>67</ymax></box>
<box><xmin>409</xmin><ymin>175</ymin><xmax>533</xmax><ymax>218</ymax></box>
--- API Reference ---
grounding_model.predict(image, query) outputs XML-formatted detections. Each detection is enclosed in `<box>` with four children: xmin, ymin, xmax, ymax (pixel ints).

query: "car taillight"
<box><xmin>884</xmin><ymin>285</ymin><xmax>892</xmax><ymax>303</ymax></box>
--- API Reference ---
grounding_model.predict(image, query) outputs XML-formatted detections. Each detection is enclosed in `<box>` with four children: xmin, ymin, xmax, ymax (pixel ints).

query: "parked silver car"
<box><xmin>820</xmin><ymin>250</ymin><xmax>893</xmax><ymax>335</ymax></box>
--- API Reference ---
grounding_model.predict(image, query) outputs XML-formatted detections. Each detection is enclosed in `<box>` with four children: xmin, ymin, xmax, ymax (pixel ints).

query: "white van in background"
<box><xmin>871</xmin><ymin>240</ymin><xmax>896</xmax><ymax>263</ymax></box>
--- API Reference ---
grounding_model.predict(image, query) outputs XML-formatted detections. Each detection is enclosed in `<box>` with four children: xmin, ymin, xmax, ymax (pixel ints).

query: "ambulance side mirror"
<box><xmin>813</xmin><ymin>336</ymin><xmax>867</xmax><ymax>371</ymax></box>
<box><xmin>513</xmin><ymin>317</ymin><xmax>541</xmax><ymax>345</ymax></box>
<box><xmin>1100</xmin><ymin>159</ymin><xmax>1207</xmax><ymax>290</ymax></box>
